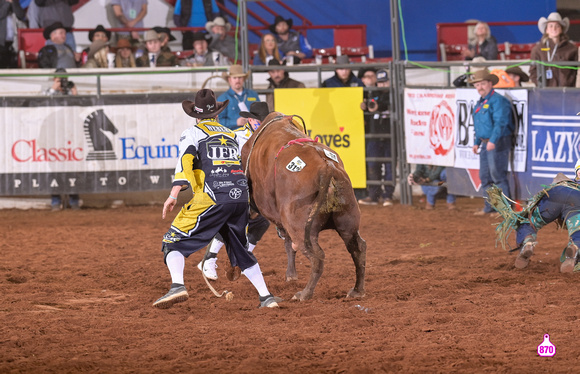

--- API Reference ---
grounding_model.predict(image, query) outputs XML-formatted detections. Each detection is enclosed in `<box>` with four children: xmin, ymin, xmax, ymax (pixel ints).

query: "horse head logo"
<box><xmin>84</xmin><ymin>109</ymin><xmax>118</xmax><ymax>160</ymax></box>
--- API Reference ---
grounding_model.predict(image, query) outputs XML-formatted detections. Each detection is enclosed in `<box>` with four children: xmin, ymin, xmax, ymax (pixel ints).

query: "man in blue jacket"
<box><xmin>469</xmin><ymin>69</ymin><xmax>514</xmax><ymax>215</ymax></box>
<box><xmin>217</xmin><ymin>64</ymin><xmax>261</xmax><ymax>129</ymax></box>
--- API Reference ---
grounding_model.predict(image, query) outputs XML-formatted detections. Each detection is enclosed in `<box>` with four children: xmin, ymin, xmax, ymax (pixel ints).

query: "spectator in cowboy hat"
<box><xmin>505</xmin><ymin>66</ymin><xmax>530</xmax><ymax>87</ymax></box>
<box><xmin>265</xmin><ymin>58</ymin><xmax>305</xmax><ymax>110</ymax></box>
<box><xmin>83</xmin><ymin>40</ymin><xmax>110</xmax><ymax>68</ymax></box>
<box><xmin>469</xmin><ymin>69</ymin><xmax>515</xmax><ymax>215</ymax></box>
<box><xmin>37</xmin><ymin>22</ymin><xmax>77</xmax><ymax>69</ymax></box>
<box><xmin>81</xmin><ymin>25</ymin><xmax>112</xmax><ymax>65</ymax></box>
<box><xmin>206</xmin><ymin>16</ymin><xmax>239</xmax><ymax>63</ymax></box>
<box><xmin>269</xmin><ymin>14</ymin><xmax>312</xmax><ymax>63</ymax></box>
<box><xmin>217</xmin><ymin>64</ymin><xmax>261</xmax><ymax>129</ymax></box>
<box><xmin>183</xmin><ymin>31</ymin><xmax>227</xmax><ymax>67</ymax></box>
<box><xmin>529</xmin><ymin>12</ymin><xmax>578</xmax><ymax>87</ymax></box>
<box><xmin>136</xmin><ymin>29</ymin><xmax>178</xmax><ymax>67</ymax></box>
<box><xmin>322</xmin><ymin>55</ymin><xmax>364</xmax><ymax>87</ymax></box>
<box><xmin>113</xmin><ymin>38</ymin><xmax>137</xmax><ymax>68</ymax></box>
<box><xmin>152</xmin><ymin>26</ymin><xmax>176</xmax><ymax>53</ymax></box>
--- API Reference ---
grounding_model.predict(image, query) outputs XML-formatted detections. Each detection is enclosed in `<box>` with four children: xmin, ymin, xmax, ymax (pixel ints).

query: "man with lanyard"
<box><xmin>154</xmin><ymin>89</ymin><xmax>279</xmax><ymax>309</ymax></box>
<box><xmin>217</xmin><ymin>64</ymin><xmax>261</xmax><ymax>129</ymax></box>
<box><xmin>469</xmin><ymin>69</ymin><xmax>514</xmax><ymax>215</ymax></box>
<box><xmin>197</xmin><ymin>102</ymin><xmax>272</xmax><ymax>280</ymax></box>
<box><xmin>489</xmin><ymin>161</ymin><xmax>580</xmax><ymax>273</ymax></box>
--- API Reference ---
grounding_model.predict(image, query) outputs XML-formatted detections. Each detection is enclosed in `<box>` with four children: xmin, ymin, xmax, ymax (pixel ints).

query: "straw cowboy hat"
<box><xmin>224</xmin><ymin>64</ymin><xmax>249</xmax><ymax>78</ymax></box>
<box><xmin>538</xmin><ymin>12</ymin><xmax>570</xmax><ymax>34</ymax></box>
<box><xmin>182</xmin><ymin>89</ymin><xmax>229</xmax><ymax>119</ymax></box>
<box><xmin>43</xmin><ymin>22</ymin><xmax>71</xmax><ymax>40</ymax></box>
<box><xmin>505</xmin><ymin>66</ymin><xmax>530</xmax><ymax>82</ymax></box>
<box><xmin>240</xmin><ymin>102</ymin><xmax>270</xmax><ymax>122</ymax></box>
<box><xmin>467</xmin><ymin>69</ymin><xmax>499</xmax><ymax>85</ymax></box>
<box><xmin>88</xmin><ymin>25</ymin><xmax>111</xmax><ymax>42</ymax></box>
<box><xmin>269</xmin><ymin>15</ymin><xmax>293</xmax><ymax>34</ymax></box>
<box><xmin>87</xmin><ymin>40</ymin><xmax>109</xmax><ymax>59</ymax></box>
<box><xmin>205</xmin><ymin>17</ymin><xmax>231</xmax><ymax>33</ymax></box>
<box><xmin>143</xmin><ymin>30</ymin><xmax>161</xmax><ymax>42</ymax></box>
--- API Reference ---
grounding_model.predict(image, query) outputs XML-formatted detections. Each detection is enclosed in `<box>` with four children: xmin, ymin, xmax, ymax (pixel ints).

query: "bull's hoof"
<box><xmin>346</xmin><ymin>288</ymin><xmax>365</xmax><ymax>298</ymax></box>
<box><xmin>291</xmin><ymin>291</ymin><xmax>313</xmax><ymax>301</ymax></box>
<box><xmin>285</xmin><ymin>275</ymin><xmax>299</xmax><ymax>281</ymax></box>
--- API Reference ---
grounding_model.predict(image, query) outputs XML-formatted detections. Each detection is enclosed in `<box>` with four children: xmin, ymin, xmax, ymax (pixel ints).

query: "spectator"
<box><xmin>114</xmin><ymin>38</ymin><xmax>136</xmax><ymax>67</ymax></box>
<box><xmin>136</xmin><ymin>29</ymin><xmax>178</xmax><ymax>67</ymax></box>
<box><xmin>182</xmin><ymin>31</ymin><xmax>226</xmax><ymax>67</ymax></box>
<box><xmin>81</xmin><ymin>24</ymin><xmax>111</xmax><ymax>65</ymax></box>
<box><xmin>269</xmin><ymin>15</ymin><xmax>312</xmax><ymax>63</ymax></box>
<box><xmin>357</xmin><ymin>68</ymin><xmax>395</xmax><ymax>207</ymax></box>
<box><xmin>322</xmin><ymin>55</ymin><xmax>364</xmax><ymax>87</ymax></box>
<box><xmin>34</xmin><ymin>0</ymin><xmax>78</xmax><ymax>51</ymax></box>
<box><xmin>111</xmin><ymin>0</ymin><xmax>148</xmax><ymax>41</ymax></box>
<box><xmin>253</xmin><ymin>33</ymin><xmax>284</xmax><ymax>66</ymax></box>
<box><xmin>44</xmin><ymin>68</ymin><xmax>80</xmax><ymax>210</ymax></box>
<box><xmin>468</xmin><ymin>69</ymin><xmax>514</xmax><ymax>215</ymax></box>
<box><xmin>174</xmin><ymin>0</ymin><xmax>221</xmax><ymax>50</ymax></box>
<box><xmin>407</xmin><ymin>165</ymin><xmax>455</xmax><ymax>210</ymax></box>
<box><xmin>206</xmin><ymin>16</ymin><xmax>238</xmax><ymax>63</ymax></box>
<box><xmin>152</xmin><ymin>26</ymin><xmax>175</xmax><ymax>53</ymax></box>
<box><xmin>529</xmin><ymin>12</ymin><xmax>578</xmax><ymax>87</ymax></box>
<box><xmin>37</xmin><ymin>21</ymin><xmax>77</xmax><ymax>69</ymax></box>
<box><xmin>505</xmin><ymin>66</ymin><xmax>529</xmax><ymax>87</ymax></box>
<box><xmin>0</xmin><ymin>0</ymin><xmax>26</xmax><ymax>68</ymax></box>
<box><xmin>83</xmin><ymin>40</ymin><xmax>109</xmax><ymax>68</ymax></box>
<box><xmin>462</xmin><ymin>21</ymin><xmax>498</xmax><ymax>61</ymax></box>
<box><xmin>265</xmin><ymin>58</ymin><xmax>305</xmax><ymax>111</ymax></box>
<box><xmin>217</xmin><ymin>64</ymin><xmax>260</xmax><ymax>129</ymax></box>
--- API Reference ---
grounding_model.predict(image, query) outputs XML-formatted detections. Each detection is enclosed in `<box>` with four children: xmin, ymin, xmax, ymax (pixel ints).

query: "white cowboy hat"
<box><xmin>538</xmin><ymin>12</ymin><xmax>569</xmax><ymax>34</ymax></box>
<box><xmin>205</xmin><ymin>17</ymin><xmax>231</xmax><ymax>33</ymax></box>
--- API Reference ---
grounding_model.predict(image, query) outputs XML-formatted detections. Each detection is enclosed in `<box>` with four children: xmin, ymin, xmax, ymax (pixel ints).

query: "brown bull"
<box><xmin>241</xmin><ymin>112</ymin><xmax>366</xmax><ymax>301</ymax></box>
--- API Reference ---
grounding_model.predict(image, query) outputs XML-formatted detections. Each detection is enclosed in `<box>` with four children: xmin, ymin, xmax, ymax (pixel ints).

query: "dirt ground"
<box><xmin>1</xmin><ymin>195</ymin><xmax>578</xmax><ymax>373</ymax></box>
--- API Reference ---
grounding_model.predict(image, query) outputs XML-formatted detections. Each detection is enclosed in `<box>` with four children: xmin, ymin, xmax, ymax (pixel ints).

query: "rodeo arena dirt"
<box><xmin>1</xmin><ymin>195</ymin><xmax>578</xmax><ymax>373</ymax></box>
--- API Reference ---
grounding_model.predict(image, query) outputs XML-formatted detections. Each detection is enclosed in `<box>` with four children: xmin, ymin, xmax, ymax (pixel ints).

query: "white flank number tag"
<box><xmin>286</xmin><ymin>156</ymin><xmax>306</xmax><ymax>172</ymax></box>
<box><xmin>324</xmin><ymin>149</ymin><xmax>339</xmax><ymax>163</ymax></box>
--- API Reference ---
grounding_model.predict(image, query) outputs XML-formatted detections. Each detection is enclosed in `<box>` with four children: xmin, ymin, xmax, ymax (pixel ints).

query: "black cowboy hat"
<box><xmin>269</xmin><ymin>15</ymin><xmax>293</xmax><ymax>34</ymax></box>
<box><xmin>240</xmin><ymin>102</ymin><xmax>270</xmax><ymax>122</ymax></box>
<box><xmin>152</xmin><ymin>26</ymin><xmax>176</xmax><ymax>41</ymax></box>
<box><xmin>267</xmin><ymin>58</ymin><xmax>285</xmax><ymax>67</ymax></box>
<box><xmin>191</xmin><ymin>31</ymin><xmax>212</xmax><ymax>45</ymax></box>
<box><xmin>357</xmin><ymin>67</ymin><xmax>376</xmax><ymax>79</ymax></box>
<box><xmin>43</xmin><ymin>22</ymin><xmax>71</xmax><ymax>40</ymax></box>
<box><xmin>182</xmin><ymin>89</ymin><xmax>229</xmax><ymax>119</ymax></box>
<box><xmin>88</xmin><ymin>24</ymin><xmax>111</xmax><ymax>42</ymax></box>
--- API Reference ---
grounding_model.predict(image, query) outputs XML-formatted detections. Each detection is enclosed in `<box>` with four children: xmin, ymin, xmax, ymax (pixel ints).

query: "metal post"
<box><xmin>239</xmin><ymin>0</ymin><xmax>251</xmax><ymax>87</ymax></box>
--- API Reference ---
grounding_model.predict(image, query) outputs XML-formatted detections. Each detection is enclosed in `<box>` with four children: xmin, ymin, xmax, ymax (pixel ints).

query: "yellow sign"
<box><xmin>273</xmin><ymin>87</ymin><xmax>366</xmax><ymax>188</ymax></box>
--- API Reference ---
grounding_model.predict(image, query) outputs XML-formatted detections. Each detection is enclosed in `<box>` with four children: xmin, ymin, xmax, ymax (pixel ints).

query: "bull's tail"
<box><xmin>304</xmin><ymin>162</ymin><xmax>333</xmax><ymax>254</ymax></box>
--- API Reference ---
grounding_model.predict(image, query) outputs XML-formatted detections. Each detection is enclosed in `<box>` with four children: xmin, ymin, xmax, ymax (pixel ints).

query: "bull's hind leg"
<box><xmin>284</xmin><ymin>237</ymin><xmax>298</xmax><ymax>281</ymax></box>
<box><xmin>291</xmin><ymin>231</ymin><xmax>325</xmax><ymax>301</ymax></box>
<box><xmin>335</xmin><ymin>216</ymin><xmax>366</xmax><ymax>298</ymax></box>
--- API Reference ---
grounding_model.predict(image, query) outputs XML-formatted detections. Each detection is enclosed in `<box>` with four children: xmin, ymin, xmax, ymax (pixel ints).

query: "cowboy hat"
<box><xmin>269</xmin><ymin>15</ymin><xmax>293</xmax><ymax>34</ymax></box>
<box><xmin>87</xmin><ymin>40</ymin><xmax>109</xmax><ymax>59</ymax></box>
<box><xmin>191</xmin><ymin>31</ymin><xmax>212</xmax><ymax>45</ymax></box>
<box><xmin>182</xmin><ymin>89</ymin><xmax>229</xmax><ymax>119</ymax></box>
<box><xmin>467</xmin><ymin>69</ymin><xmax>499</xmax><ymax>85</ymax></box>
<box><xmin>143</xmin><ymin>30</ymin><xmax>160</xmax><ymax>42</ymax></box>
<box><xmin>267</xmin><ymin>58</ymin><xmax>285</xmax><ymax>67</ymax></box>
<box><xmin>225</xmin><ymin>64</ymin><xmax>248</xmax><ymax>78</ymax></box>
<box><xmin>239</xmin><ymin>102</ymin><xmax>270</xmax><ymax>122</ymax></box>
<box><xmin>88</xmin><ymin>25</ymin><xmax>111</xmax><ymax>42</ymax></box>
<box><xmin>505</xmin><ymin>66</ymin><xmax>530</xmax><ymax>82</ymax></box>
<box><xmin>538</xmin><ymin>12</ymin><xmax>570</xmax><ymax>34</ymax></box>
<box><xmin>205</xmin><ymin>17</ymin><xmax>231</xmax><ymax>33</ymax></box>
<box><xmin>114</xmin><ymin>38</ymin><xmax>135</xmax><ymax>51</ymax></box>
<box><xmin>43</xmin><ymin>22</ymin><xmax>71</xmax><ymax>40</ymax></box>
<box><xmin>152</xmin><ymin>26</ymin><xmax>176</xmax><ymax>41</ymax></box>
<box><xmin>335</xmin><ymin>55</ymin><xmax>351</xmax><ymax>65</ymax></box>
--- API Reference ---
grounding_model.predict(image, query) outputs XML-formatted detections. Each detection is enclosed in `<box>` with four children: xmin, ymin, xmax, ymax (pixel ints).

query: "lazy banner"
<box><xmin>274</xmin><ymin>87</ymin><xmax>366</xmax><ymax>188</ymax></box>
<box><xmin>404</xmin><ymin>88</ymin><xmax>456</xmax><ymax>167</ymax></box>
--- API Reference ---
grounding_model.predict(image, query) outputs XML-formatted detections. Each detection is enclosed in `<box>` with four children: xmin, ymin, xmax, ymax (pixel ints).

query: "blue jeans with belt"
<box><xmin>479</xmin><ymin>135</ymin><xmax>511</xmax><ymax>213</ymax></box>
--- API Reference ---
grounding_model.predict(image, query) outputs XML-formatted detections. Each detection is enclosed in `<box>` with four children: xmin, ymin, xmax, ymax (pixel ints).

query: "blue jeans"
<box><xmin>480</xmin><ymin>135</ymin><xmax>511</xmax><ymax>213</ymax></box>
<box><xmin>516</xmin><ymin>185</ymin><xmax>580</xmax><ymax>246</ymax></box>
<box><xmin>52</xmin><ymin>194</ymin><xmax>79</xmax><ymax>207</ymax></box>
<box><xmin>420</xmin><ymin>169</ymin><xmax>456</xmax><ymax>206</ymax></box>
<box><xmin>366</xmin><ymin>139</ymin><xmax>394</xmax><ymax>201</ymax></box>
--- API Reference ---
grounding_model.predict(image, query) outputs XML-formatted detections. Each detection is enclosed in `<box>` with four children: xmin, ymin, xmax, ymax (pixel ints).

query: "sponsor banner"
<box><xmin>274</xmin><ymin>88</ymin><xmax>366</xmax><ymax>188</ymax></box>
<box><xmin>404</xmin><ymin>88</ymin><xmax>456</xmax><ymax>166</ymax></box>
<box><xmin>454</xmin><ymin>88</ymin><xmax>528</xmax><ymax>172</ymax></box>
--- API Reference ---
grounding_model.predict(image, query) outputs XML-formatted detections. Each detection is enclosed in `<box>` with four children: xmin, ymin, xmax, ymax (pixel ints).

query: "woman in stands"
<box><xmin>252</xmin><ymin>33</ymin><xmax>284</xmax><ymax>65</ymax></box>
<box><xmin>529</xmin><ymin>12</ymin><xmax>578</xmax><ymax>87</ymax></box>
<box><xmin>462</xmin><ymin>21</ymin><xmax>498</xmax><ymax>61</ymax></box>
